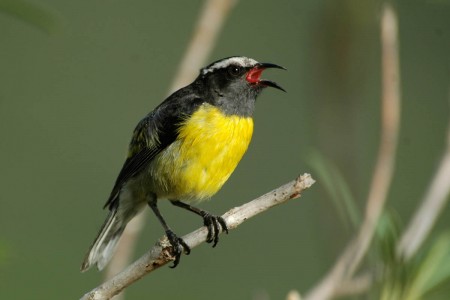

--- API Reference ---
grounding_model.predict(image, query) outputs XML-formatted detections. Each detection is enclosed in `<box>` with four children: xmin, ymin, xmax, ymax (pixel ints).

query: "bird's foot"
<box><xmin>202</xmin><ymin>213</ymin><xmax>228</xmax><ymax>247</ymax></box>
<box><xmin>165</xmin><ymin>230</ymin><xmax>190</xmax><ymax>268</ymax></box>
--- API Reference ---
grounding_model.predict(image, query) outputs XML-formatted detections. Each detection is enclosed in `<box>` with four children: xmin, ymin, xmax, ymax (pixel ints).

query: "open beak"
<box><xmin>246</xmin><ymin>62</ymin><xmax>286</xmax><ymax>92</ymax></box>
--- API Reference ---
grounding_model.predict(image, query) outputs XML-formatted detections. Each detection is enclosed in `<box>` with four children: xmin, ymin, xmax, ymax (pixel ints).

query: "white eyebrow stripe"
<box><xmin>201</xmin><ymin>57</ymin><xmax>258</xmax><ymax>75</ymax></box>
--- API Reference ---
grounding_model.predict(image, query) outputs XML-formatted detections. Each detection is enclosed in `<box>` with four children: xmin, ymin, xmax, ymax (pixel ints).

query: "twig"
<box><xmin>81</xmin><ymin>174</ymin><xmax>315</xmax><ymax>300</ymax></box>
<box><xmin>286</xmin><ymin>290</ymin><xmax>302</xmax><ymax>300</ymax></box>
<box><xmin>333</xmin><ymin>272</ymin><xmax>373</xmax><ymax>298</ymax></box>
<box><xmin>304</xmin><ymin>4</ymin><xmax>401</xmax><ymax>299</ymax></box>
<box><xmin>397</xmin><ymin>92</ymin><xmax>450</xmax><ymax>261</ymax></box>
<box><xmin>102</xmin><ymin>0</ymin><xmax>238</xmax><ymax>296</ymax></box>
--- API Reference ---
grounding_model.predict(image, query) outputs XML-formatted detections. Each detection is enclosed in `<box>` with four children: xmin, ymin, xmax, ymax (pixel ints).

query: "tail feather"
<box><xmin>81</xmin><ymin>208</ymin><xmax>126</xmax><ymax>272</ymax></box>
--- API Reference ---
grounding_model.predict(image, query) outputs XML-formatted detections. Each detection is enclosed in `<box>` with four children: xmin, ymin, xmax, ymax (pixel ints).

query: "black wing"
<box><xmin>104</xmin><ymin>88</ymin><xmax>205</xmax><ymax>210</ymax></box>
<box><xmin>103</xmin><ymin>118</ymin><xmax>160</xmax><ymax>209</ymax></box>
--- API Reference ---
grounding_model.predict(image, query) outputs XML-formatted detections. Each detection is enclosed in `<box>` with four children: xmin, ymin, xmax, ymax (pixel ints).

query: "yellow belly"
<box><xmin>149</xmin><ymin>104</ymin><xmax>254</xmax><ymax>201</ymax></box>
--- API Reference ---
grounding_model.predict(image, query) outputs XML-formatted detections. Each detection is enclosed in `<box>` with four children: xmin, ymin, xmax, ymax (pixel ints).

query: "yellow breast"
<box><xmin>150</xmin><ymin>103</ymin><xmax>254</xmax><ymax>201</ymax></box>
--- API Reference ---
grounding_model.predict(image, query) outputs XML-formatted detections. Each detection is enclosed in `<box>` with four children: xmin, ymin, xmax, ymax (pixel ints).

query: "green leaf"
<box><xmin>404</xmin><ymin>232</ymin><xmax>450</xmax><ymax>299</ymax></box>
<box><xmin>375</xmin><ymin>210</ymin><xmax>401</xmax><ymax>266</ymax></box>
<box><xmin>307</xmin><ymin>149</ymin><xmax>361</xmax><ymax>229</ymax></box>
<box><xmin>0</xmin><ymin>0</ymin><xmax>61</xmax><ymax>33</ymax></box>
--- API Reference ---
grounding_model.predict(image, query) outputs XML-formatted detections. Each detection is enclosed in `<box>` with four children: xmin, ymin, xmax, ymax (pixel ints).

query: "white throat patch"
<box><xmin>201</xmin><ymin>57</ymin><xmax>258</xmax><ymax>75</ymax></box>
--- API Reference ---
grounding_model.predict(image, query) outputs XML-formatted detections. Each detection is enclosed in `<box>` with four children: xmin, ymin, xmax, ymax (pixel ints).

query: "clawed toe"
<box><xmin>165</xmin><ymin>230</ymin><xmax>190</xmax><ymax>268</ymax></box>
<box><xmin>202</xmin><ymin>214</ymin><xmax>228</xmax><ymax>247</ymax></box>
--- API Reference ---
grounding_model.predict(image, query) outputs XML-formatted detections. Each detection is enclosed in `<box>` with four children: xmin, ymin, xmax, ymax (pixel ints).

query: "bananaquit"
<box><xmin>81</xmin><ymin>56</ymin><xmax>285</xmax><ymax>271</ymax></box>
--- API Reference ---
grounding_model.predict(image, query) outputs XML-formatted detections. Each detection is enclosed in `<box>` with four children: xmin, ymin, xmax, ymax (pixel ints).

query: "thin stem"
<box><xmin>304</xmin><ymin>4</ymin><xmax>401</xmax><ymax>299</ymax></box>
<box><xmin>397</xmin><ymin>91</ymin><xmax>450</xmax><ymax>261</ymax></box>
<box><xmin>168</xmin><ymin>0</ymin><xmax>238</xmax><ymax>93</ymax></box>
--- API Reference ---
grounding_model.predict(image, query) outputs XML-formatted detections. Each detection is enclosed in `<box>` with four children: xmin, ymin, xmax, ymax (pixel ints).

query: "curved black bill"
<box><xmin>257</xmin><ymin>62</ymin><xmax>287</xmax><ymax>70</ymax></box>
<box><xmin>259</xmin><ymin>80</ymin><xmax>286</xmax><ymax>92</ymax></box>
<box><xmin>257</xmin><ymin>62</ymin><xmax>286</xmax><ymax>92</ymax></box>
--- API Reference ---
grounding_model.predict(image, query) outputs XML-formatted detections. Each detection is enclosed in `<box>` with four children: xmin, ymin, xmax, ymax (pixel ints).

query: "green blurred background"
<box><xmin>1</xmin><ymin>0</ymin><xmax>450</xmax><ymax>299</ymax></box>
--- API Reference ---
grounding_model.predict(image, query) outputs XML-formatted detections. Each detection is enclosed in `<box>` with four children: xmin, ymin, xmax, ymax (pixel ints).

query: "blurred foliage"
<box><xmin>0</xmin><ymin>0</ymin><xmax>60</xmax><ymax>33</ymax></box>
<box><xmin>409</xmin><ymin>233</ymin><xmax>450</xmax><ymax>299</ymax></box>
<box><xmin>374</xmin><ymin>214</ymin><xmax>450</xmax><ymax>300</ymax></box>
<box><xmin>308</xmin><ymin>150</ymin><xmax>361</xmax><ymax>230</ymax></box>
<box><xmin>374</xmin><ymin>210</ymin><xmax>402</xmax><ymax>268</ymax></box>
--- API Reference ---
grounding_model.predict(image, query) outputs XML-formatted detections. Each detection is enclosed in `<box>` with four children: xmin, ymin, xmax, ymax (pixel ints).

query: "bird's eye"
<box><xmin>228</xmin><ymin>65</ymin><xmax>242</xmax><ymax>77</ymax></box>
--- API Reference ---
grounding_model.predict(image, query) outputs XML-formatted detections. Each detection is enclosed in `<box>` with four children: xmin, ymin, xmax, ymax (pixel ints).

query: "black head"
<box><xmin>196</xmin><ymin>56</ymin><xmax>285</xmax><ymax>117</ymax></box>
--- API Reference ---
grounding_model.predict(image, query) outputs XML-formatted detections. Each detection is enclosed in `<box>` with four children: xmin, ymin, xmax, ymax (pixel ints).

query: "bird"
<box><xmin>80</xmin><ymin>56</ymin><xmax>285</xmax><ymax>271</ymax></box>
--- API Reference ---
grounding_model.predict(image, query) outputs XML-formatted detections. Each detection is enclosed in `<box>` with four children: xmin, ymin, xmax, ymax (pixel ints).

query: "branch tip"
<box><xmin>292</xmin><ymin>174</ymin><xmax>315</xmax><ymax>199</ymax></box>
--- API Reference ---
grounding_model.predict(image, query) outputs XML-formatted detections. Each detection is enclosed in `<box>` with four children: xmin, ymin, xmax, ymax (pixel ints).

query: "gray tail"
<box><xmin>80</xmin><ymin>208</ymin><xmax>126</xmax><ymax>272</ymax></box>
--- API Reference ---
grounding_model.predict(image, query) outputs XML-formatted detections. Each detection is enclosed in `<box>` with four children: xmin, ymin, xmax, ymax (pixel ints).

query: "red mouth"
<box><xmin>246</xmin><ymin>67</ymin><xmax>264</xmax><ymax>84</ymax></box>
<box><xmin>244</xmin><ymin>62</ymin><xmax>286</xmax><ymax>92</ymax></box>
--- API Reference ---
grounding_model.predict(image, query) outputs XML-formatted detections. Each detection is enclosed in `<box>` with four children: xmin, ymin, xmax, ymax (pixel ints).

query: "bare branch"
<box><xmin>397</xmin><ymin>91</ymin><xmax>450</xmax><ymax>261</ymax></box>
<box><xmin>333</xmin><ymin>272</ymin><xmax>373</xmax><ymax>298</ymax></box>
<box><xmin>304</xmin><ymin>4</ymin><xmax>401</xmax><ymax>299</ymax></box>
<box><xmin>81</xmin><ymin>174</ymin><xmax>315</xmax><ymax>300</ymax></box>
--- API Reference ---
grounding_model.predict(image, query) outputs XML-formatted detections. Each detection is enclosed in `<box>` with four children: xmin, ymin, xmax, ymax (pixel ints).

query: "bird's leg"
<box><xmin>147</xmin><ymin>197</ymin><xmax>190</xmax><ymax>268</ymax></box>
<box><xmin>170</xmin><ymin>200</ymin><xmax>228</xmax><ymax>247</ymax></box>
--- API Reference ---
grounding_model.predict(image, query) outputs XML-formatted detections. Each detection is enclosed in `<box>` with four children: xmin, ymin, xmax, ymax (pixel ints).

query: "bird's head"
<box><xmin>197</xmin><ymin>56</ymin><xmax>286</xmax><ymax>116</ymax></box>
